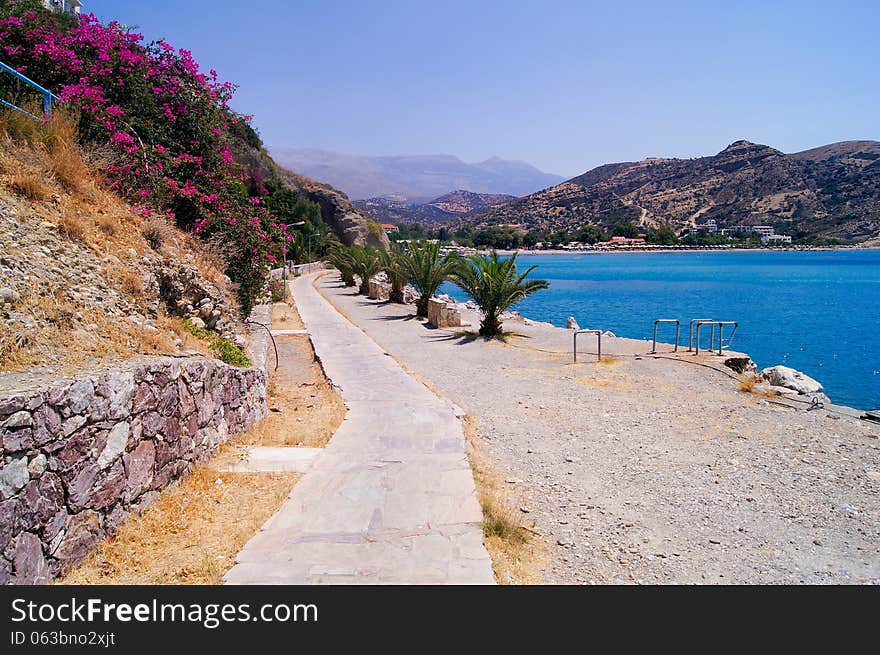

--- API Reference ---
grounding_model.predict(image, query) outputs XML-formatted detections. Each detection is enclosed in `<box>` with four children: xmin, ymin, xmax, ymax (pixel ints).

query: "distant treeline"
<box><xmin>389</xmin><ymin>221</ymin><xmax>846</xmax><ymax>248</ymax></box>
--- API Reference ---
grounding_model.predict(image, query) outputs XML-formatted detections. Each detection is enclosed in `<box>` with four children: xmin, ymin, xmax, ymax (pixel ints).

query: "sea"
<box><xmin>443</xmin><ymin>249</ymin><xmax>880</xmax><ymax>410</ymax></box>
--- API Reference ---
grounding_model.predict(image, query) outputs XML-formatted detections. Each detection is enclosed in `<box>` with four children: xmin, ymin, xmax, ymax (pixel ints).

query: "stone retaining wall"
<box><xmin>0</xmin><ymin>356</ymin><xmax>267</xmax><ymax>584</ymax></box>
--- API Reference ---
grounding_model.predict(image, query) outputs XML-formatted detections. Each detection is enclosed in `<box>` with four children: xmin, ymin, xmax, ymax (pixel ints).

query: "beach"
<box><xmin>314</xmin><ymin>272</ymin><xmax>880</xmax><ymax>584</ymax></box>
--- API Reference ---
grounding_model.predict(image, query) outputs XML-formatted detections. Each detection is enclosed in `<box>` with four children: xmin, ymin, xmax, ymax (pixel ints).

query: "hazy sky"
<box><xmin>85</xmin><ymin>0</ymin><xmax>879</xmax><ymax>177</ymax></box>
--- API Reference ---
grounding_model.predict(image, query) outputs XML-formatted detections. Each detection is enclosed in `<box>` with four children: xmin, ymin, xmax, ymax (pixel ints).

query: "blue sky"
<box><xmin>84</xmin><ymin>0</ymin><xmax>879</xmax><ymax>177</ymax></box>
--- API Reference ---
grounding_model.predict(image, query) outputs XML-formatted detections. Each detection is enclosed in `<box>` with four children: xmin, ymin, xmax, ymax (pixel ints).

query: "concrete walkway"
<box><xmin>224</xmin><ymin>273</ymin><xmax>494</xmax><ymax>584</ymax></box>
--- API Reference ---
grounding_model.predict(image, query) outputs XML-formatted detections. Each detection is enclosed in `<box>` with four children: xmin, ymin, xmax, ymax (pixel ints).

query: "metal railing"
<box><xmin>0</xmin><ymin>61</ymin><xmax>58</xmax><ymax>117</ymax></box>
<box><xmin>573</xmin><ymin>329</ymin><xmax>602</xmax><ymax>362</ymax></box>
<box><xmin>694</xmin><ymin>321</ymin><xmax>738</xmax><ymax>355</ymax></box>
<box><xmin>687</xmin><ymin>318</ymin><xmax>714</xmax><ymax>352</ymax></box>
<box><xmin>651</xmin><ymin>319</ymin><xmax>680</xmax><ymax>353</ymax></box>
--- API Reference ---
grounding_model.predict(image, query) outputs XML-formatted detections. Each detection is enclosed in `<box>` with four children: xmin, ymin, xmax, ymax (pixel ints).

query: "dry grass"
<box><xmin>10</xmin><ymin>170</ymin><xmax>49</xmax><ymax>201</ymax></box>
<box><xmin>118</xmin><ymin>268</ymin><xmax>144</xmax><ymax>298</ymax></box>
<box><xmin>56</xmin><ymin>210</ymin><xmax>86</xmax><ymax>241</ymax></box>
<box><xmin>142</xmin><ymin>217</ymin><xmax>170</xmax><ymax>251</ymax></box>
<box><xmin>0</xmin><ymin>107</ymin><xmax>240</xmax><ymax>371</ymax></box>
<box><xmin>96</xmin><ymin>210</ymin><xmax>117</xmax><ymax>235</ymax></box>
<box><xmin>0</xmin><ymin>280</ymin><xmax>189</xmax><ymax>371</ymax></box>
<box><xmin>59</xmin><ymin>465</ymin><xmax>298</xmax><ymax>585</ymax></box>
<box><xmin>463</xmin><ymin>416</ymin><xmax>547</xmax><ymax>584</ymax></box>
<box><xmin>738</xmin><ymin>376</ymin><xmax>758</xmax><ymax>393</ymax></box>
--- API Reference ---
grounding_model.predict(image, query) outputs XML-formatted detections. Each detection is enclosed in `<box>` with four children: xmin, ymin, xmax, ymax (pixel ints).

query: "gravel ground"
<box><xmin>316</xmin><ymin>274</ymin><xmax>880</xmax><ymax>584</ymax></box>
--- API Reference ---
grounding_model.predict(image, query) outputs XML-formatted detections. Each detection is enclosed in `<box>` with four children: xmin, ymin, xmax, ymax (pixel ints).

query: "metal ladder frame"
<box><xmin>651</xmin><ymin>319</ymin><xmax>680</xmax><ymax>354</ymax></box>
<box><xmin>694</xmin><ymin>321</ymin><xmax>738</xmax><ymax>355</ymax></box>
<box><xmin>573</xmin><ymin>329</ymin><xmax>602</xmax><ymax>362</ymax></box>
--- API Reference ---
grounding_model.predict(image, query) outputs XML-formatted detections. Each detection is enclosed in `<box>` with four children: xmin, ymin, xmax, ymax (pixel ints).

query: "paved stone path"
<box><xmin>224</xmin><ymin>273</ymin><xmax>494</xmax><ymax>584</ymax></box>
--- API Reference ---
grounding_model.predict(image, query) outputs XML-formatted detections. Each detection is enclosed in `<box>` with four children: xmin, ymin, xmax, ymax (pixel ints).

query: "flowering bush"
<box><xmin>0</xmin><ymin>0</ymin><xmax>292</xmax><ymax>313</ymax></box>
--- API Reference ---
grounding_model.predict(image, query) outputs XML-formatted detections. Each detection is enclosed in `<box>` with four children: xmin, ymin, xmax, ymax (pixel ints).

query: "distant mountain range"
<box><xmin>355</xmin><ymin>190</ymin><xmax>516</xmax><ymax>225</ymax></box>
<box><xmin>463</xmin><ymin>140</ymin><xmax>880</xmax><ymax>242</ymax></box>
<box><xmin>269</xmin><ymin>148</ymin><xmax>563</xmax><ymax>201</ymax></box>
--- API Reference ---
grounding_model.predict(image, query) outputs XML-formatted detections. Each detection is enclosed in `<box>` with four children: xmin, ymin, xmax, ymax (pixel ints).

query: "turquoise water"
<box><xmin>442</xmin><ymin>250</ymin><xmax>880</xmax><ymax>410</ymax></box>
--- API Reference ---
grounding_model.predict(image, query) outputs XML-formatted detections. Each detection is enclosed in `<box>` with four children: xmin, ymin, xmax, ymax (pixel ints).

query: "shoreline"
<box><xmin>493</xmin><ymin>245</ymin><xmax>880</xmax><ymax>256</ymax></box>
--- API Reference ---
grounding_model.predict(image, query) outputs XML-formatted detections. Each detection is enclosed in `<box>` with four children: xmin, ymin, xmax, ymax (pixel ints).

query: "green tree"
<box><xmin>613</xmin><ymin>222</ymin><xmax>640</xmax><ymax>238</ymax></box>
<box><xmin>575</xmin><ymin>225</ymin><xmax>608</xmax><ymax>244</ymax></box>
<box><xmin>403</xmin><ymin>241</ymin><xmax>459</xmax><ymax>317</ymax></box>
<box><xmin>326</xmin><ymin>246</ymin><xmax>357</xmax><ymax>287</ymax></box>
<box><xmin>265</xmin><ymin>188</ymin><xmax>322</xmax><ymax>226</ymax></box>
<box><xmin>451</xmin><ymin>251</ymin><xmax>549</xmax><ymax>336</ymax></box>
<box><xmin>349</xmin><ymin>245</ymin><xmax>383</xmax><ymax>295</ymax></box>
<box><xmin>645</xmin><ymin>225</ymin><xmax>678</xmax><ymax>245</ymax></box>
<box><xmin>380</xmin><ymin>244</ymin><xmax>409</xmax><ymax>303</ymax></box>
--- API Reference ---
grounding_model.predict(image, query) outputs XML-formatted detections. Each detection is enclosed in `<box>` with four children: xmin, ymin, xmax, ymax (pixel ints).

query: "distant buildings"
<box><xmin>44</xmin><ymin>0</ymin><xmax>82</xmax><ymax>13</ymax></box>
<box><xmin>606</xmin><ymin>236</ymin><xmax>646</xmax><ymax>246</ymax></box>
<box><xmin>380</xmin><ymin>223</ymin><xmax>399</xmax><ymax>233</ymax></box>
<box><xmin>718</xmin><ymin>224</ymin><xmax>792</xmax><ymax>244</ymax></box>
<box><xmin>762</xmin><ymin>233</ymin><xmax>792</xmax><ymax>244</ymax></box>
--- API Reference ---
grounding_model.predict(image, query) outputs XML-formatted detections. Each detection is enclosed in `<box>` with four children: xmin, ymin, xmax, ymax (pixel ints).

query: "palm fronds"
<box><xmin>450</xmin><ymin>251</ymin><xmax>549</xmax><ymax>336</ymax></box>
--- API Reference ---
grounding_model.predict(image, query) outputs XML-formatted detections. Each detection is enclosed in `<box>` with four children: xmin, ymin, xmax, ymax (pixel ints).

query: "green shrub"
<box><xmin>183</xmin><ymin>319</ymin><xmax>251</xmax><ymax>367</ymax></box>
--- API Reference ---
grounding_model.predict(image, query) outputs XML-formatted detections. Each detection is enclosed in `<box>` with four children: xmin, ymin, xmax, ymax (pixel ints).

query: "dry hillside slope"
<box><xmin>0</xmin><ymin>113</ymin><xmax>245</xmax><ymax>373</ymax></box>
<box><xmin>468</xmin><ymin>140</ymin><xmax>880</xmax><ymax>242</ymax></box>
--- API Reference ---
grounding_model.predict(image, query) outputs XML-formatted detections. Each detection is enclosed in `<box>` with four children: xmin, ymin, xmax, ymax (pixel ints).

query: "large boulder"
<box><xmin>760</xmin><ymin>365</ymin><xmax>823</xmax><ymax>395</ymax></box>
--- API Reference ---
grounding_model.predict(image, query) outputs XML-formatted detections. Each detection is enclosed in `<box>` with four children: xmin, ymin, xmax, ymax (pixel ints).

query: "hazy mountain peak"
<box><xmin>269</xmin><ymin>147</ymin><xmax>563</xmax><ymax>201</ymax></box>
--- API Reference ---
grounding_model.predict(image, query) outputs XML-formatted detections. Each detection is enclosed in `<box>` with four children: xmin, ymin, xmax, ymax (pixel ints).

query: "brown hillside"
<box><xmin>466</xmin><ymin>140</ymin><xmax>880</xmax><ymax>242</ymax></box>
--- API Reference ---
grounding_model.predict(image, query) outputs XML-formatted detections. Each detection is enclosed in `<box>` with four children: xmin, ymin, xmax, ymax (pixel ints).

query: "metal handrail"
<box><xmin>0</xmin><ymin>61</ymin><xmax>59</xmax><ymax>115</ymax></box>
<box><xmin>716</xmin><ymin>321</ymin><xmax>738</xmax><ymax>355</ymax></box>
<box><xmin>651</xmin><ymin>319</ymin><xmax>680</xmax><ymax>354</ymax></box>
<box><xmin>688</xmin><ymin>318</ymin><xmax>714</xmax><ymax>352</ymax></box>
<box><xmin>573</xmin><ymin>329</ymin><xmax>602</xmax><ymax>362</ymax></box>
<box><xmin>694</xmin><ymin>321</ymin><xmax>738</xmax><ymax>355</ymax></box>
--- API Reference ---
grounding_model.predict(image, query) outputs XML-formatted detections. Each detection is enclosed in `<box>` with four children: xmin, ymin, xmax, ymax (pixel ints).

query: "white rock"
<box><xmin>2</xmin><ymin>410</ymin><xmax>32</xmax><ymax>428</ymax></box>
<box><xmin>28</xmin><ymin>454</ymin><xmax>47</xmax><ymax>477</ymax></box>
<box><xmin>566</xmin><ymin>316</ymin><xmax>580</xmax><ymax>330</ymax></box>
<box><xmin>98</xmin><ymin>423</ymin><xmax>129</xmax><ymax>468</ymax></box>
<box><xmin>0</xmin><ymin>457</ymin><xmax>30</xmax><ymax>497</ymax></box>
<box><xmin>760</xmin><ymin>365</ymin><xmax>823</xmax><ymax>395</ymax></box>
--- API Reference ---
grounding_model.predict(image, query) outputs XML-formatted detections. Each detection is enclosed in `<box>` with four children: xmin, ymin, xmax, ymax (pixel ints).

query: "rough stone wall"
<box><xmin>0</xmin><ymin>357</ymin><xmax>267</xmax><ymax>584</ymax></box>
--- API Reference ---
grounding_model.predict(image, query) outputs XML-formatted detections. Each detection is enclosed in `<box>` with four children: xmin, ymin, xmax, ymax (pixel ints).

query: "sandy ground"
<box><xmin>316</xmin><ymin>273</ymin><xmax>880</xmax><ymax>584</ymax></box>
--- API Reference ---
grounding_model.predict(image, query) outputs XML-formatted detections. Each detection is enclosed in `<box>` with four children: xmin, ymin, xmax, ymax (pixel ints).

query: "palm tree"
<box><xmin>379</xmin><ymin>244</ymin><xmax>408</xmax><ymax>303</ymax></box>
<box><xmin>403</xmin><ymin>241</ymin><xmax>459</xmax><ymax>317</ymax></box>
<box><xmin>451</xmin><ymin>251</ymin><xmax>549</xmax><ymax>336</ymax></box>
<box><xmin>326</xmin><ymin>246</ymin><xmax>356</xmax><ymax>287</ymax></box>
<box><xmin>349</xmin><ymin>244</ymin><xmax>382</xmax><ymax>295</ymax></box>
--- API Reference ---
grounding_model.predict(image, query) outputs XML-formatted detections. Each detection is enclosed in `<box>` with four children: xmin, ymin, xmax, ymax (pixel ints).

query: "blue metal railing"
<box><xmin>0</xmin><ymin>61</ymin><xmax>59</xmax><ymax>117</ymax></box>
